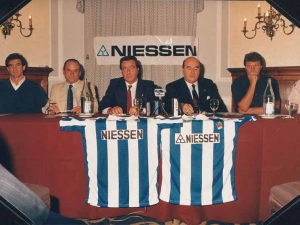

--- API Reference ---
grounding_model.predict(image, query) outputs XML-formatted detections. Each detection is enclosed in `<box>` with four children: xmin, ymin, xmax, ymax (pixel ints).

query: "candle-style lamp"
<box><xmin>0</xmin><ymin>12</ymin><xmax>34</xmax><ymax>38</ymax></box>
<box><xmin>241</xmin><ymin>3</ymin><xmax>295</xmax><ymax>40</ymax></box>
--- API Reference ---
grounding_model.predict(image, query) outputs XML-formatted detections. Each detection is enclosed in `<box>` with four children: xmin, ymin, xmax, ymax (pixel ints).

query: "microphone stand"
<box><xmin>151</xmin><ymin>97</ymin><xmax>169</xmax><ymax>117</ymax></box>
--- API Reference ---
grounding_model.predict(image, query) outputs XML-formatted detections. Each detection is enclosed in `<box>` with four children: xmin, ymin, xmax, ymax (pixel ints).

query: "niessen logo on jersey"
<box><xmin>97</xmin><ymin>45</ymin><xmax>197</xmax><ymax>57</ymax></box>
<box><xmin>101</xmin><ymin>129</ymin><xmax>143</xmax><ymax>140</ymax></box>
<box><xmin>175</xmin><ymin>133</ymin><xmax>220</xmax><ymax>144</ymax></box>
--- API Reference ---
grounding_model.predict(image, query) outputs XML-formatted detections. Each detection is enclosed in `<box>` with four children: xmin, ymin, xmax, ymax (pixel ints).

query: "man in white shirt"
<box><xmin>46</xmin><ymin>58</ymin><xmax>98</xmax><ymax>114</ymax></box>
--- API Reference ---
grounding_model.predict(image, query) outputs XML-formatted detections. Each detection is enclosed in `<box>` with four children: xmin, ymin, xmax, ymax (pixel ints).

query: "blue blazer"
<box><xmin>164</xmin><ymin>77</ymin><xmax>228</xmax><ymax>113</ymax></box>
<box><xmin>99</xmin><ymin>77</ymin><xmax>156</xmax><ymax>113</ymax></box>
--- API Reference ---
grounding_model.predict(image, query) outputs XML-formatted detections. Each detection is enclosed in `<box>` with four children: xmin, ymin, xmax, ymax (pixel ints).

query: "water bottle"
<box><xmin>263</xmin><ymin>78</ymin><xmax>275</xmax><ymax>115</ymax></box>
<box><xmin>172</xmin><ymin>98</ymin><xmax>179</xmax><ymax>117</ymax></box>
<box><xmin>80</xmin><ymin>79</ymin><xmax>92</xmax><ymax>114</ymax></box>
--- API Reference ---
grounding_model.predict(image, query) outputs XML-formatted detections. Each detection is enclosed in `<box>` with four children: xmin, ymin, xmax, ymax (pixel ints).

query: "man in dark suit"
<box><xmin>165</xmin><ymin>57</ymin><xmax>227</xmax><ymax>114</ymax></box>
<box><xmin>99</xmin><ymin>56</ymin><xmax>156</xmax><ymax>115</ymax></box>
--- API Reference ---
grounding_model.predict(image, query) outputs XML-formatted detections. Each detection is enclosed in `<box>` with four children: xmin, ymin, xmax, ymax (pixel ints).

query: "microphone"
<box><xmin>154</xmin><ymin>86</ymin><xmax>165</xmax><ymax>99</ymax></box>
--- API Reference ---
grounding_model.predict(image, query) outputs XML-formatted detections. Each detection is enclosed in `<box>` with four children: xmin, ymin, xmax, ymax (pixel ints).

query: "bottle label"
<box><xmin>265</xmin><ymin>102</ymin><xmax>274</xmax><ymax>115</ymax></box>
<box><xmin>84</xmin><ymin>101</ymin><xmax>92</xmax><ymax>114</ymax></box>
<box><xmin>172</xmin><ymin>98</ymin><xmax>179</xmax><ymax>117</ymax></box>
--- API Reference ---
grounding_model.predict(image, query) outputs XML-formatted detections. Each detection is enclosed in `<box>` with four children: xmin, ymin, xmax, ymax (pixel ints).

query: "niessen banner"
<box><xmin>94</xmin><ymin>36</ymin><xmax>198</xmax><ymax>66</ymax></box>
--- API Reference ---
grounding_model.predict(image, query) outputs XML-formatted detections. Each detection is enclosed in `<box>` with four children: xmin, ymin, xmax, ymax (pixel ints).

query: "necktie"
<box><xmin>67</xmin><ymin>85</ymin><xmax>73</xmax><ymax>110</ymax></box>
<box><xmin>127</xmin><ymin>85</ymin><xmax>132</xmax><ymax>113</ymax></box>
<box><xmin>192</xmin><ymin>84</ymin><xmax>200</xmax><ymax>113</ymax></box>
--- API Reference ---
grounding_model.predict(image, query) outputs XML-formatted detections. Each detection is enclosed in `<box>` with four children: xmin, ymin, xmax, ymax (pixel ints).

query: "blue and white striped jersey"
<box><xmin>60</xmin><ymin>117</ymin><xmax>160</xmax><ymax>207</ymax></box>
<box><xmin>158</xmin><ymin>116</ymin><xmax>255</xmax><ymax>206</ymax></box>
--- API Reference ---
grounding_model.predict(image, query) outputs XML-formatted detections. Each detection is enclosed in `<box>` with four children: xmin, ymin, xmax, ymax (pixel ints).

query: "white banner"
<box><xmin>94</xmin><ymin>36</ymin><xmax>198</xmax><ymax>66</ymax></box>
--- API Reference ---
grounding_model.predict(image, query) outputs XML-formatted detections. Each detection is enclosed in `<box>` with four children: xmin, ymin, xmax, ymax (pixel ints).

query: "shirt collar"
<box><xmin>125</xmin><ymin>80</ymin><xmax>138</xmax><ymax>89</ymax></box>
<box><xmin>10</xmin><ymin>76</ymin><xmax>26</xmax><ymax>90</ymax></box>
<box><xmin>184</xmin><ymin>80</ymin><xmax>198</xmax><ymax>90</ymax></box>
<box><xmin>66</xmin><ymin>81</ymin><xmax>78</xmax><ymax>89</ymax></box>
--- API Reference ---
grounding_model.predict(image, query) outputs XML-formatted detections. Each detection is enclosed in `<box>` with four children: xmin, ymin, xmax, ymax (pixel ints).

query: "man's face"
<box><xmin>121</xmin><ymin>60</ymin><xmax>139</xmax><ymax>84</ymax></box>
<box><xmin>182</xmin><ymin>57</ymin><xmax>200</xmax><ymax>84</ymax></box>
<box><xmin>245</xmin><ymin>60</ymin><xmax>262</xmax><ymax>77</ymax></box>
<box><xmin>6</xmin><ymin>59</ymin><xmax>25</xmax><ymax>79</ymax></box>
<box><xmin>63</xmin><ymin>61</ymin><xmax>81</xmax><ymax>84</ymax></box>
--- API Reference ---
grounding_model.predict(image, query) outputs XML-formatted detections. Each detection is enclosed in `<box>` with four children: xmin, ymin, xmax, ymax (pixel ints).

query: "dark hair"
<box><xmin>63</xmin><ymin>58</ymin><xmax>81</xmax><ymax>70</ymax></box>
<box><xmin>182</xmin><ymin>57</ymin><xmax>201</xmax><ymax>68</ymax></box>
<box><xmin>79</xmin><ymin>64</ymin><xmax>85</xmax><ymax>80</ymax></box>
<box><xmin>243</xmin><ymin>52</ymin><xmax>265</xmax><ymax>66</ymax></box>
<box><xmin>119</xmin><ymin>56</ymin><xmax>142</xmax><ymax>78</ymax></box>
<box><xmin>119</xmin><ymin>56</ymin><xmax>140</xmax><ymax>70</ymax></box>
<box><xmin>5</xmin><ymin>53</ymin><xmax>28</xmax><ymax>67</ymax></box>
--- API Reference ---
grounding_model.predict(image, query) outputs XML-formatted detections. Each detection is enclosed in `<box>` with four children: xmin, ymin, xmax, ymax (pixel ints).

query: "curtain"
<box><xmin>84</xmin><ymin>0</ymin><xmax>197</xmax><ymax>98</ymax></box>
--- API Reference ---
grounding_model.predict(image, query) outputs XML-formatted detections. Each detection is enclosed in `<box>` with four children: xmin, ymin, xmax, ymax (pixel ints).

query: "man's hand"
<box><xmin>129</xmin><ymin>105</ymin><xmax>140</xmax><ymax>116</ymax></box>
<box><xmin>47</xmin><ymin>104</ymin><xmax>59</xmax><ymax>114</ymax></box>
<box><xmin>238</xmin><ymin>107</ymin><xmax>263</xmax><ymax>115</ymax></box>
<box><xmin>181</xmin><ymin>103</ymin><xmax>194</xmax><ymax>115</ymax></box>
<box><xmin>247</xmin><ymin>74</ymin><xmax>259</xmax><ymax>85</ymax></box>
<box><xmin>107</xmin><ymin>106</ymin><xmax>123</xmax><ymax>115</ymax></box>
<box><xmin>71</xmin><ymin>106</ymin><xmax>81</xmax><ymax>114</ymax></box>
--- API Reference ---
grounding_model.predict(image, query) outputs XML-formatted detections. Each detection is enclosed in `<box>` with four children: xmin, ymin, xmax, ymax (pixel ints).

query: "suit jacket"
<box><xmin>99</xmin><ymin>77</ymin><xmax>156</xmax><ymax>113</ymax></box>
<box><xmin>165</xmin><ymin>77</ymin><xmax>227</xmax><ymax>113</ymax></box>
<box><xmin>49</xmin><ymin>80</ymin><xmax>98</xmax><ymax>113</ymax></box>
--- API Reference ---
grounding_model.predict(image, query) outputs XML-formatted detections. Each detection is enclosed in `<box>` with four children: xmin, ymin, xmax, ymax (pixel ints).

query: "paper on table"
<box><xmin>0</xmin><ymin>114</ymin><xmax>12</xmax><ymax>117</ymax></box>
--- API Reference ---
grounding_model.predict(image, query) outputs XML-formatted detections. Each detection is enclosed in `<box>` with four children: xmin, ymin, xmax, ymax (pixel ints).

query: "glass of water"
<box><xmin>210</xmin><ymin>99</ymin><xmax>219</xmax><ymax>118</ymax></box>
<box><xmin>285</xmin><ymin>100</ymin><xmax>298</xmax><ymax>118</ymax></box>
<box><xmin>133</xmin><ymin>98</ymin><xmax>142</xmax><ymax>116</ymax></box>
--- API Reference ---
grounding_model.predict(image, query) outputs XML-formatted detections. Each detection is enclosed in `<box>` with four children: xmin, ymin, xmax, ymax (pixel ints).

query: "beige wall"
<box><xmin>0</xmin><ymin>0</ymin><xmax>50</xmax><ymax>67</ymax></box>
<box><xmin>229</xmin><ymin>1</ymin><xmax>300</xmax><ymax>67</ymax></box>
<box><xmin>1</xmin><ymin>0</ymin><xmax>299</xmax><ymax>108</ymax></box>
<box><xmin>197</xmin><ymin>1</ymin><xmax>232</xmax><ymax>109</ymax></box>
<box><xmin>0</xmin><ymin>0</ymin><xmax>84</xmax><ymax>89</ymax></box>
<box><xmin>50</xmin><ymin>0</ymin><xmax>84</xmax><ymax>83</ymax></box>
<box><xmin>196</xmin><ymin>1</ymin><xmax>300</xmax><ymax>111</ymax></box>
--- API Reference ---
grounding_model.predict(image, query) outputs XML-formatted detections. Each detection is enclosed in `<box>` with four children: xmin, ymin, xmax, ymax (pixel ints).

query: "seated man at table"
<box><xmin>0</xmin><ymin>53</ymin><xmax>47</xmax><ymax>113</ymax></box>
<box><xmin>46</xmin><ymin>58</ymin><xmax>98</xmax><ymax>114</ymax></box>
<box><xmin>231</xmin><ymin>52</ymin><xmax>281</xmax><ymax>114</ymax></box>
<box><xmin>164</xmin><ymin>56</ymin><xmax>227</xmax><ymax>115</ymax></box>
<box><xmin>99</xmin><ymin>56</ymin><xmax>156</xmax><ymax>115</ymax></box>
<box><xmin>0</xmin><ymin>163</ymin><xmax>108</xmax><ymax>224</ymax></box>
<box><xmin>288</xmin><ymin>80</ymin><xmax>300</xmax><ymax>113</ymax></box>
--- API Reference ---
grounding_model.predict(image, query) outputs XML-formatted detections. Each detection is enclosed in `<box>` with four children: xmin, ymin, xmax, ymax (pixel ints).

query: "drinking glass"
<box><xmin>45</xmin><ymin>99</ymin><xmax>57</xmax><ymax>118</ymax></box>
<box><xmin>285</xmin><ymin>100</ymin><xmax>298</xmax><ymax>118</ymax></box>
<box><xmin>210</xmin><ymin>99</ymin><xmax>219</xmax><ymax>118</ymax></box>
<box><xmin>133</xmin><ymin>98</ymin><xmax>142</xmax><ymax>115</ymax></box>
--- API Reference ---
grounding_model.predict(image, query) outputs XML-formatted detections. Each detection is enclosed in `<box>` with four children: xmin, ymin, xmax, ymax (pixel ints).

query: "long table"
<box><xmin>0</xmin><ymin>114</ymin><xmax>300</xmax><ymax>224</ymax></box>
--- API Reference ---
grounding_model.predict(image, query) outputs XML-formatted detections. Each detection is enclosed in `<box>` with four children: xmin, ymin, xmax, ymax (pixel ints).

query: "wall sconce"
<box><xmin>0</xmin><ymin>12</ymin><xmax>34</xmax><ymax>39</ymax></box>
<box><xmin>242</xmin><ymin>4</ymin><xmax>295</xmax><ymax>40</ymax></box>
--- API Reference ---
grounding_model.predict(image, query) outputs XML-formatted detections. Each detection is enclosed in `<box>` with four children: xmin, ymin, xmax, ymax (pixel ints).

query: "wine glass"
<box><xmin>210</xmin><ymin>99</ymin><xmax>219</xmax><ymax>118</ymax></box>
<box><xmin>45</xmin><ymin>99</ymin><xmax>57</xmax><ymax>118</ymax></box>
<box><xmin>133</xmin><ymin>98</ymin><xmax>142</xmax><ymax>116</ymax></box>
<box><xmin>285</xmin><ymin>100</ymin><xmax>298</xmax><ymax>118</ymax></box>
